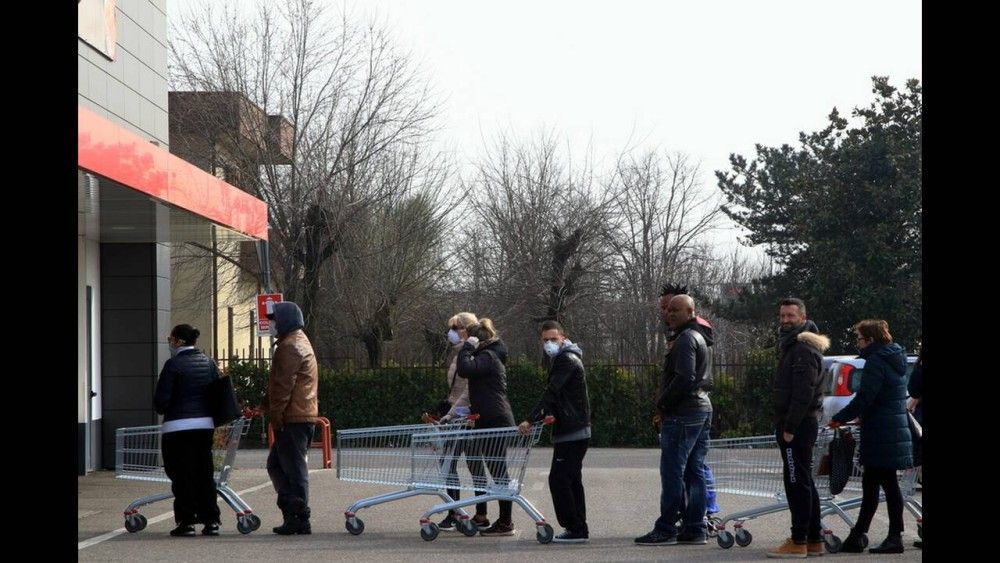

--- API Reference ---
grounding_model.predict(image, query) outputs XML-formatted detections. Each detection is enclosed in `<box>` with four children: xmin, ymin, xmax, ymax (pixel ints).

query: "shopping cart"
<box><xmin>414</xmin><ymin>417</ymin><xmax>555</xmax><ymax>543</ymax></box>
<box><xmin>337</xmin><ymin>417</ymin><xmax>478</xmax><ymax>536</ymax></box>
<box><xmin>115</xmin><ymin>415</ymin><xmax>261</xmax><ymax>534</ymax></box>
<box><xmin>707</xmin><ymin>425</ymin><xmax>922</xmax><ymax>552</ymax></box>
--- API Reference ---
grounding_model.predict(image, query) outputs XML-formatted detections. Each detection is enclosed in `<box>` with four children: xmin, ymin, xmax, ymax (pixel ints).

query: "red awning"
<box><xmin>77</xmin><ymin>105</ymin><xmax>268</xmax><ymax>241</ymax></box>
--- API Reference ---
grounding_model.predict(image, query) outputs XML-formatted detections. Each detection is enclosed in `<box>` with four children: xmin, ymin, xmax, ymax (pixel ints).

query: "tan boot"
<box><xmin>807</xmin><ymin>540</ymin><xmax>825</xmax><ymax>557</ymax></box>
<box><xmin>766</xmin><ymin>538</ymin><xmax>808</xmax><ymax>559</ymax></box>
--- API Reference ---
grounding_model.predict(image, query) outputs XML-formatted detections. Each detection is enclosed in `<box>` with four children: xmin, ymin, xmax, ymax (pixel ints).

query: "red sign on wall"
<box><xmin>256</xmin><ymin>293</ymin><xmax>283</xmax><ymax>334</ymax></box>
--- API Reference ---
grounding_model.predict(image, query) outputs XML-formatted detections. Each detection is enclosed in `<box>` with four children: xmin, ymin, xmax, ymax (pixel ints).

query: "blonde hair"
<box><xmin>448</xmin><ymin>312</ymin><xmax>478</xmax><ymax>329</ymax></box>
<box><xmin>468</xmin><ymin>318</ymin><xmax>498</xmax><ymax>342</ymax></box>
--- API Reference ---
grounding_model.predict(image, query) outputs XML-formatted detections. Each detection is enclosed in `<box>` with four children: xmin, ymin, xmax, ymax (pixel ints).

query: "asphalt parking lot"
<box><xmin>79</xmin><ymin>447</ymin><xmax>922</xmax><ymax>561</ymax></box>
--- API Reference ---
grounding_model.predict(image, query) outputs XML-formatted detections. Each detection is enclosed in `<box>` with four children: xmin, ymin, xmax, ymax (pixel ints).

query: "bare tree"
<box><xmin>602</xmin><ymin>150</ymin><xmax>724</xmax><ymax>362</ymax></box>
<box><xmin>169</xmin><ymin>0</ymin><xmax>440</xmax><ymax>331</ymax></box>
<box><xmin>458</xmin><ymin>131</ymin><xmax>616</xmax><ymax>357</ymax></box>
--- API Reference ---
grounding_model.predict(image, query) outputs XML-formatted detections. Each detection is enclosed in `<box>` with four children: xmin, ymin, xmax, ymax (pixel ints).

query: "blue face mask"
<box><xmin>447</xmin><ymin>329</ymin><xmax>461</xmax><ymax>345</ymax></box>
<box><xmin>169</xmin><ymin>344</ymin><xmax>179</xmax><ymax>357</ymax></box>
<box><xmin>543</xmin><ymin>340</ymin><xmax>561</xmax><ymax>357</ymax></box>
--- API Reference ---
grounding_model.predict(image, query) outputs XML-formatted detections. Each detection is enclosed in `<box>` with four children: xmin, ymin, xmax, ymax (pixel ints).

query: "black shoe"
<box><xmin>634</xmin><ymin>530</ymin><xmax>678</xmax><ymax>545</ymax></box>
<box><xmin>552</xmin><ymin>529</ymin><xmax>589</xmax><ymax>543</ymax></box>
<box><xmin>914</xmin><ymin>541</ymin><xmax>922</xmax><ymax>549</ymax></box>
<box><xmin>869</xmin><ymin>535</ymin><xmax>904</xmax><ymax>554</ymax></box>
<box><xmin>169</xmin><ymin>524</ymin><xmax>196</xmax><ymax>537</ymax></box>
<box><xmin>840</xmin><ymin>529</ymin><xmax>868</xmax><ymax>553</ymax></box>
<box><xmin>201</xmin><ymin>523</ymin><xmax>219</xmax><ymax>536</ymax></box>
<box><xmin>272</xmin><ymin>515</ymin><xmax>312</xmax><ymax>535</ymax></box>
<box><xmin>677</xmin><ymin>530</ymin><xmax>707</xmax><ymax>545</ymax></box>
<box><xmin>471</xmin><ymin>515</ymin><xmax>491</xmax><ymax>530</ymax></box>
<box><xmin>438</xmin><ymin>514</ymin><xmax>458</xmax><ymax>531</ymax></box>
<box><xmin>479</xmin><ymin>520</ymin><xmax>515</xmax><ymax>536</ymax></box>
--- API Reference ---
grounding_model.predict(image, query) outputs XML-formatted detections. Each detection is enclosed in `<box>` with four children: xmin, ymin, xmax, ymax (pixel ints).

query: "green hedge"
<box><xmin>224</xmin><ymin>352</ymin><xmax>778</xmax><ymax>446</ymax></box>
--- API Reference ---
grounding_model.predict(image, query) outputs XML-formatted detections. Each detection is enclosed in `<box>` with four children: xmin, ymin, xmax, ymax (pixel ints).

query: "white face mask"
<box><xmin>447</xmin><ymin>329</ymin><xmax>461</xmax><ymax>345</ymax></box>
<box><xmin>543</xmin><ymin>340</ymin><xmax>561</xmax><ymax>357</ymax></box>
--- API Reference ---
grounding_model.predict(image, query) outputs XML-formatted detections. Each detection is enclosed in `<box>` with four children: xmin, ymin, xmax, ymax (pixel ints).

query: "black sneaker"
<box><xmin>169</xmin><ymin>524</ymin><xmax>196</xmax><ymax>537</ymax></box>
<box><xmin>201</xmin><ymin>523</ymin><xmax>220</xmax><ymax>536</ymax></box>
<box><xmin>472</xmin><ymin>515</ymin><xmax>491</xmax><ymax>530</ymax></box>
<box><xmin>438</xmin><ymin>514</ymin><xmax>458</xmax><ymax>531</ymax></box>
<box><xmin>552</xmin><ymin>529</ymin><xmax>589</xmax><ymax>543</ymax></box>
<box><xmin>479</xmin><ymin>521</ymin><xmax>516</xmax><ymax>536</ymax></box>
<box><xmin>634</xmin><ymin>530</ymin><xmax>678</xmax><ymax>545</ymax></box>
<box><xmin>677</xmin><ymin>530</ymin><xmax>707</xmax><ymax>544</ymax></box>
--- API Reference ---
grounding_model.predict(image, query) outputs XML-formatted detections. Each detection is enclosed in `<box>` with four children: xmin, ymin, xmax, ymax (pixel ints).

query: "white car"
<box><xmin>818</xmin><ymin>355</ymin><xmax>918</xmax><ymax>426</ymax></box>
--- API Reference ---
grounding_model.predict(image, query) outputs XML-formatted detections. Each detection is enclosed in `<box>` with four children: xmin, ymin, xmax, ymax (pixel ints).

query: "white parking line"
<box><xmin>78</xmin><ymin>470</ymin><xmax>320</xmax><ymax>550</ymax></box>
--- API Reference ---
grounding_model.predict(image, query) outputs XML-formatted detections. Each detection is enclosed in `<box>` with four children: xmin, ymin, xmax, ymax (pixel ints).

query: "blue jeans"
<box><xmin>653</xmin><ymin>411</ymin><xmax>712</xmax><ymax>535</ymax></box>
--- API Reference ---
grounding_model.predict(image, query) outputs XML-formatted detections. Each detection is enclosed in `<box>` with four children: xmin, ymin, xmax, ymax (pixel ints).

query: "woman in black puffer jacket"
<box><xmin>830</xmin><ymin>319</ymin><xmax>913</xmax><ymax>554</ymax></box>
<box><xmin>153</xmin><ymin>324</ymin><xmax>222</xmax><ymax>537</ymax></box>
<box><xmin>455</xmin><ymin>318</ymin><xmax>517</xmax><ymax>537</ymax></box>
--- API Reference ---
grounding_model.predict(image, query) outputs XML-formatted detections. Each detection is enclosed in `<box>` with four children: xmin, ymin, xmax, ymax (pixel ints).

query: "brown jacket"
<box><xmin>265</xmin><ymin>329</ymin><xmax>319</xmax><ymax>428</ymax></box>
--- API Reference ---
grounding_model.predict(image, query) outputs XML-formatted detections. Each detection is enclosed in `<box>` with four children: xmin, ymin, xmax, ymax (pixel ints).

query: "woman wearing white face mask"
<box><xmin>433</xmin><ymin>313</ymin><xmax>491</xmax><ymax>532</ymax></box>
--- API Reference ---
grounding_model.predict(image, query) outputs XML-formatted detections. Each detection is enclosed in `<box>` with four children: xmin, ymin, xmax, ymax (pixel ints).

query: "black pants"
<box><xmin>549</xmin><ymin>438</ymin><xmax>589</xmax><ymax>534</ymax></box>
<box><xmin>267</xmin><ymin>423</ymin><xmax>314</xmax><ymax>517</ymax></box>
<box><xmin>466</xmin><ymin>432</ymin><xmax>513</xmax><ymax>523</ymax></box>
<box><xmin>162</xmin><ymin>429</ymin><xmax>220</xmax><ymax>525</ymax></box>
<box><xmin>776</xmin><ymin>419</ymin><xmax>821</xmax><ymax>542</ymax></box>
<box><xmin>854</xmin><ymin>466</ymin><xmax>905</xmax><ymax>536</ymax></box>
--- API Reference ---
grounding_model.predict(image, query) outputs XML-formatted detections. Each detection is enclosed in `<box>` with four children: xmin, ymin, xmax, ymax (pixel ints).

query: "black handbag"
<box><xmin>828</xmin><ymin>427</ymin><xmax>857</xmax><ymax>495</ymax></box>
<box><xmin>207</xmin><ymin>363</ymin><xmax>241</xmax><ymax>427</ymax></box>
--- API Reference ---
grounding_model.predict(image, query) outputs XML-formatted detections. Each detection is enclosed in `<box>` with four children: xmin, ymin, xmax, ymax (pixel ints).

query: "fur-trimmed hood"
<box><xmin>797</xmin><ymin>331</ymin><xmax>831</xmax><ymax>354</ymax></box>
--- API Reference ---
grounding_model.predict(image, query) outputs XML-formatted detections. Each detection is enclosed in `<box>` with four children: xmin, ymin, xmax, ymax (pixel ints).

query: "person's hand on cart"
<box><xmin>517</xmin><ymin>421</ymin><xmax>532</xmax><ymax>435</ymax></box>
<box><xmin>826</xmin><ymin>420</ymin><xmax>842</xmax><ymax>429</ymax></box>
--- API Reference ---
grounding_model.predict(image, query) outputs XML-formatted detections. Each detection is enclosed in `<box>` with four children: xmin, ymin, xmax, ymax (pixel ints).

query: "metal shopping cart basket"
<box><xmin>115</xmin><ymin>415</ymin><xmax>261</xmax><ymax>534</ymax></box>
<box><xmin>707</xmin><ymin>425</ymin><xmax>922</xmax><ymax>552</ymax></box>
<box><xmin>413</xmin><ymin>417</ymin><xmax>555</xmax><ymax>543</ymax></box>
<box><xmin>337</xmin><ymin>417</ymin><xmax>478</xmax><ymax>536</ymax></box>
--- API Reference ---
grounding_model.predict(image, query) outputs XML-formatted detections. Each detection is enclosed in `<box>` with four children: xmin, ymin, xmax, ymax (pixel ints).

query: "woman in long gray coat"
<box><xmin>830</xmin><ymin>319</ymin><xmax>913</xmax><ymax>554</ymax></box>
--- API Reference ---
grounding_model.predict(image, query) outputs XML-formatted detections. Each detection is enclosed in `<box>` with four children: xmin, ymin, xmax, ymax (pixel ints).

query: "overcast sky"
<box><xmin>169</xmin><ymin>0</ymin><xmax>922</xmax><ymax>254</ymax></box>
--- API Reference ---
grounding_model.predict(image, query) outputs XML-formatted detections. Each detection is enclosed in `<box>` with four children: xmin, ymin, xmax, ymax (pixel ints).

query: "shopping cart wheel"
<box><xmin>717</xmin><ymin>530</ymin><xmax>735</xmax><ymax>548</ymax></box>
<box><xmin>237</xmin><ymin>516</ymin><xmax>254</xmax><ymax>535</ymax></box>
<box><xmin>734</xmin><ymin>528</ymin><xmax>752</xmax><ymax>547</ymax></box>
<box><xmin>707</xmin><ymin>516</ymin><xmax>722</xmax><ymax>538</ymax></box>
<box><xmin>420</xmin><ymin>522</ymin><xmax>440</xmax><ymax>542</ymax></box>
<box><xmin>345</xmin><ymin>517</ymin><xmax>365</xmax><ymax>535</ymax></box>
<box><xmin>459</xmin><ymin>520</ymin><xmax>479</xmax><ymax>537</ymax></box>
<box><xmin>124</xmin><ymin>514</ymin><xmax>147</xmax><ymax>533</ymax></box>
<box><xmin>247</xmin><ymin>514</ymin><xmax>262</xmax><ymax>531</ymax></box>
<box><xmin>536</xmin><ymin>523</ymin><xmax>554</xmax><ymax>544</ymax></box>
<box><xmin>824</xmin><ymin>534</ymin><xmax>842</xmax><ymax>553</ymax></box>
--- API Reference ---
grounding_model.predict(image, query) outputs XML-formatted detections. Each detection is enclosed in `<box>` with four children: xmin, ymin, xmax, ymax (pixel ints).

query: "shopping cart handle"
<box><xmin>242</xmin><ymin>406</ymin><xmax>262</xmax><ymax>419</ymax></box>
<box><xmin>542</xmin><ymin>416</ymin><xmax>556</xmax><ymax>425</ymax></box>
<box><xmin>467</xmin><ymin>414</ymin><xmax>480</xmax><ymax>421</ymax></box>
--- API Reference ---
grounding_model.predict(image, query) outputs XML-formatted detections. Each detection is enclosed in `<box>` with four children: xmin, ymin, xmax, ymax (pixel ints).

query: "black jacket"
<box><xmin>154</xmin><ymin>349</ymin><xmax>218</xmax><ymax>422</ymax></box>
<box><xmin>657</xmin><ymin>319</ymin><xmax>714</xmax><ymax>415</ymax></box>
<box><xmin>772</xmin><ymin>331</ymin><xmax>830</xmax><ymax>433</ymax></box>
<box><xmin>528</xmin><ymin>341</ymin><xmax>591</xmax><ymax>438</ymax></box>
<box><xmin>456</xmin><ymin>339</ymin><xmax>515</xmax><ymax>428</ymax></box>
<box><xmin>833</xmin><ymin>342</ymin><xmax>913</xmax><ymax>469</ymax></box>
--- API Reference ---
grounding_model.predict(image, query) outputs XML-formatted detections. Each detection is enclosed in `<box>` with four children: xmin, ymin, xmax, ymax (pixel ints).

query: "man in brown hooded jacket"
<box><xmin>263</xmin><ymin>301</ymin><xmax>318</xmax><ymax>535</ymax></box>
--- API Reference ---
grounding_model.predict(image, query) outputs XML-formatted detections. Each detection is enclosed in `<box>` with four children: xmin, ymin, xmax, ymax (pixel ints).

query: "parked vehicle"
<box><xmin>818</xmin><ymin>355</ymin><xmax>917</xmax><ymax>425</ymax></box>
